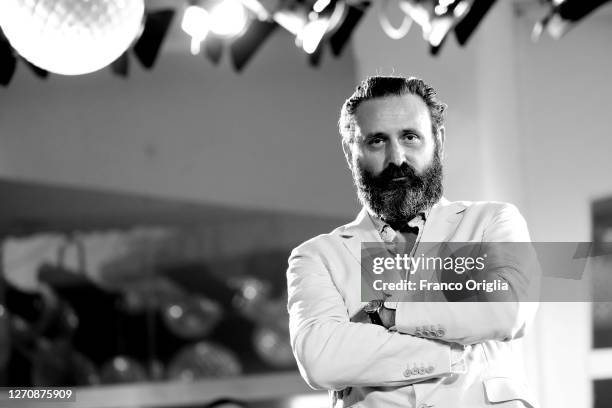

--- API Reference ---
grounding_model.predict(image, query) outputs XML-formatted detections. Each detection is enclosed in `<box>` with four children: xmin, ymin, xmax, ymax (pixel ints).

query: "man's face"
<box><xmin>344</xmin><ymin>93</ymin><xmax>444</xmax><ymax>224</ymax></box>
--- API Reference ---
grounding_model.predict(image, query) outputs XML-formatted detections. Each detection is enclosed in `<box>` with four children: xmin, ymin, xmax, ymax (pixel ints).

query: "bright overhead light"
<box><xmin>209</xmin><ymin>0</ymin><xmax>249</xmax><ymax>38</ymax></box>
<box><xmin>453</xmin><ymin>1</ymin><xmax>470</xmax><ymax>17</ymax></box>
<box><xmin>434</xmin><ymin>5</ymin><xmax>448</xmax><ymax>15</ymax></box>
<box><xmin>532</xmin><ymin>0</ymin><xmax>610</xmax><ymax>41</ymax></box>
<box><xmin>313</xmin><ymin>0</ymin><xmax>332</xmax><ymax>13</ymax></box>
<box><xmin>428</xmin><ymin>17</ymin><xmax>454</xmax><ymax>47</ymax></box>
<box><xmin>273</xmin><ymin>9</ymin><xmax>307</xmax><ymax>35</ymax></box>
<box><xmin>181</xmin><ymin>5</ymin><xmax>211</xmax><ymax>55</ymax></box>
<box><xmin>296</xmin><ymin>1</ymin><xmax>347</xmax><ymax>55</ymax></box>
<box><xmin>398</xmin><ymin>0</ymin><xmax>479</xmax><ymax>52</ymax></box>
<box><xmin>0</xmin><ymin>0</ymin><xmax>145</xmax><ymax>76</ymax></box>
<box><xmin>299</xmin><ymin>18</ymin><xmax>330</xmax><ymax>54</ymax></box>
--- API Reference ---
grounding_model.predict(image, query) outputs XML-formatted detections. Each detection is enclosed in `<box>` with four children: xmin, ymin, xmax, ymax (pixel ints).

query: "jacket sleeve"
<box><xmin>287</xmin><ymin>239</ymin><xmax>460</xmax><ymax>391</ymax></box>
<box><xmin>394</xmin><ymin>203</ymin><xmax>540</xmax><ymax>345</ymax></box>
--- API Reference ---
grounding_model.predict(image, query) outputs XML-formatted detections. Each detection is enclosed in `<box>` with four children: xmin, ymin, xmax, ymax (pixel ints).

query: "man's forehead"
<box><xmin>354</xmin><ymin>94</ymin><xmax>432</xmax><ymax>134</ymax></box>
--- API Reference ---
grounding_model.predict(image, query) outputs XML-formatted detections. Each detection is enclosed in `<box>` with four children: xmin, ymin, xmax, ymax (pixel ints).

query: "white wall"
<box><xmin>515</xmin><ymin>12</ymin><xmax>612</xmax><ymax>242</ymax></box>
<box><xmin>513</xmin><ymin>11</ymin><xmax>612</xmax><ymax>408</ymax></box>
<box><xmin>0</xmin><ymin>29</ymin><xmax>359</xmax><ymax>219</ymax></box>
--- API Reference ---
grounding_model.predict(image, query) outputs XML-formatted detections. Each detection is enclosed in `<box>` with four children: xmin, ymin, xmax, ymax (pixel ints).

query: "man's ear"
<box><xmin>341</xmin><ymin>139</ymin><xmax>353</xmax><ymax>170</ymax></box>
<box><xmin>436</xmin><ymin>126</ymin><xmax>445</xmax><ymax>159</ymax></box>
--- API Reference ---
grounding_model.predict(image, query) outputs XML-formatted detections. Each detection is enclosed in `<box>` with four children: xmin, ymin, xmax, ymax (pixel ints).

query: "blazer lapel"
<box><xmin>416</xmin><ymin>198</ymin><xmax>468</xmax><ymax>284</ymax></box>
<box><xmin>419</xmin><ymin>198</ymin><xmax>467</xmax><ymax>243</ymax></box>
<box><xmin>337</xmin><ymin>207</ymin><xmax>382</xmax><ymax>265</ymax></box>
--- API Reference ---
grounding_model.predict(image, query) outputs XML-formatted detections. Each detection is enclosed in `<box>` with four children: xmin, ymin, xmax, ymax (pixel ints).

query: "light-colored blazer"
<box><xmin>287</xmin><ymin>198</ymin><xmax>539</xmax><ymax>408</ymax></box>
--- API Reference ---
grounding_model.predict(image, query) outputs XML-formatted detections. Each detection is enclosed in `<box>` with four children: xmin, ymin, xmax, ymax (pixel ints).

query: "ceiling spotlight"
<box><xmin>209</xmin><ymin>0</ymin><xmax>250</xmax><ymax>38</ymax></box>
<box><xmin>239</xmin><ymin>0</ymin><xmax>273</xmax><ymax>20</ymax></box>
<box><xmin>295</xmin><ymin>1</ymin><xmax>347</xmax><ymax>55</ymax></box>
<box><xmin>313</xmin><ymin>0</ymin><xmax>333</xmax><ymax>13</ymax></box>
<box><xmin>134</xmin><ymin>9</ymin><xmax>175</xmax><ymax>69</ymax></box>
<box><xmin>398</xmin><ymin>0</ymin><xmax>474</xmax><ymax>53</ymax></box>
<box><xmin>454</xmin><ymin>0</ymin><xmax>496</xmax><ymax>45</ymax></box>
<box><xmin>181</xmin><ymin>6</ymin><xmax>211</xmax><ymax>55</ymax></box>
<box><xmin>273</xmin><ymin>7</ymin><xmax>309</xmax><ymax>36</ymax></box>
<box><xmin>329</xmin><ymin>1</ymin><xmax>371</xmax><ymax>56</ymax></box>
<box><xmin>0</xmin><ymin>29</ymin><xmax>17</xmax><ymax>86</ymax></box>
<box><xmin>428</xmin><ymin>17</ymin><xmax>455</xmax><ymax>47</ymax></box>
<box><xmin>299</xmin><ymin>18</ymin><xmax>330</xmax><ymax>54</ymax></box>
<box><xmin>533</xmin><ymin>0</ymin><xmax>611</xmax><ymax>40</ymax></box>
<box><xmin>230</xmin><ymin>19</ymin><xmax>277</xmax><ymax>71</ymax></box>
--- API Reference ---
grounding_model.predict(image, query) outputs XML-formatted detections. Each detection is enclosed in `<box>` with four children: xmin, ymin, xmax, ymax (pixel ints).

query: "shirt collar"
<box><xmin>368</xmin><ymin>210</ymin><xmax>428</xmax><ymax>242</ymax></box>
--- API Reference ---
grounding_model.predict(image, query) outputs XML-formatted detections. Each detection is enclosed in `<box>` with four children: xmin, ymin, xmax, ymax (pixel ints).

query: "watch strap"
<box><xmin>368</xmin><ymin>311</ymin><xmax>384</xmax><ymax>326</ymax></box>
<box><xmin>364</xmin><ymin>299</ymin><xmax>384</xmax><ymax>326</ymax></box>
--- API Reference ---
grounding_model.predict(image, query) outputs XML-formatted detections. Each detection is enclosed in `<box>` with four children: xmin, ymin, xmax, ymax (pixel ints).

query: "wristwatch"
<box><xmin>384</xmin><ymin>301</ymin><xmax>398</xmax><ymax>311</ymax></box>
<box><xmin>365</xmin><ymin>299</ymin><xmax>399</xmax><ymax>327</ymax></box>
<box><xmin>364</xmin><ymin>299</ymin><xmax>384</xmax><ymax>326</ymax></box>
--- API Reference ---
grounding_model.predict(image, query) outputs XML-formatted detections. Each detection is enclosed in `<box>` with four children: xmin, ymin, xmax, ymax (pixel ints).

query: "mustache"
<box><xmin>369</xmin><ymin>162</ymin><xmax>421</xmax><ymax>186</ymax></box>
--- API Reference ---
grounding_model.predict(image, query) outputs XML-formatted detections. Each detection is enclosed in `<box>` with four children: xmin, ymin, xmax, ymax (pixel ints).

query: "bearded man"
<box><xmin>286</xmin><ymin>76</ymin><xmax>539</xmax><ymax>408</ymax></box>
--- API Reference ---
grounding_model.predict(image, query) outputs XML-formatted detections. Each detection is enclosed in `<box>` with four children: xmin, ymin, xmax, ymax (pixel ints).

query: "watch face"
<box><xmin>364</xmin><ymin>299</ymin><xmax>383</xmax><ymax>313</ymax></box>
<box><xmin>384</xmin><ymin>301</ymin><xmax>398</xmax><ymax>310</ymax></box>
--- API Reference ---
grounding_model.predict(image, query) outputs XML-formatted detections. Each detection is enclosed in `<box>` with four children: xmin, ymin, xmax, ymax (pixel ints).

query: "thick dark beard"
<box><xmin>353</xmin><ymin>150</ymin><xmax>443</xmax><ymax>225</ymax></box>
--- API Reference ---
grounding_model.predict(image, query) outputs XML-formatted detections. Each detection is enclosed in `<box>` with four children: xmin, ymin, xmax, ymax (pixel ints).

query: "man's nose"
<box><xmin>386</xmin><ymin>140</ymin><xmax>406</xmax><ymax>167</ymax></box>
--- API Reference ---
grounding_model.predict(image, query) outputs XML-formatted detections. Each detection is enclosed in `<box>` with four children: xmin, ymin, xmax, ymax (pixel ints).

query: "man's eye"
<box><xmin>368</xmin><ymin>138</ymin><xmax>384</xmax><ymax>146</ymax></box>
<box><xmin>402</xmin><ymin>133</ymin><xmax>418</xmax><ymax>141</ymax></box>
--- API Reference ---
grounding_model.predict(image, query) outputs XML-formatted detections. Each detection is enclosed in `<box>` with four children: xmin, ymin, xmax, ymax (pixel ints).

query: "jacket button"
<box><xmin>403</xmin><ymin>368</ymin><xmax>412</xmax><ymax>377</ymax></box>
<box><xmin>411</xmin><ymin>367</ymin><xmax>420</xmax><ymax>375</ymax></box>
<box><xmin>427</xmin><ymin>365</ymin><xmax>435</xmax><ymax>373</ymax></box>
<box><xmin>436</xmin><ymin>328</ymin><xmax>445</xmax><ymax>337</ymax></box>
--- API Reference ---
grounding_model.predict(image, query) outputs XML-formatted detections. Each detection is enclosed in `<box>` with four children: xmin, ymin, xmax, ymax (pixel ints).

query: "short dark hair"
<box><xmin>339</xmin><ymin>76</ymin><xmax>447</xmax><ymax>143</ymax></box>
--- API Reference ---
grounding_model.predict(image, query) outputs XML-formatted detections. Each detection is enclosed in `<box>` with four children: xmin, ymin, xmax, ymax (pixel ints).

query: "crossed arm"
<box><xmin>392</xmin><ymin>204</ymin><xmax>540</xmax><ymax>344</ymax></box>
<box><xmin>286</xmin><ymin>204</ymin><xmax>539</xmax><ymax>390</ymax></box>
<box><xmin>287</xmin><ymin>245</ymin><xmax>456</xmax><ymax>391</ymax></box>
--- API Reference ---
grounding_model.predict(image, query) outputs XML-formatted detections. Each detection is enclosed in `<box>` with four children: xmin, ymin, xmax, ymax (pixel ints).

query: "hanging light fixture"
<box><xmin>329</xmin><ymin>1</ymin><xmax>371</xmax><ymax>56</ymax></box>
<box><xmin>182</xmin><ymin>0</ymin><xmax>251</xmax><ymax>65</ymax></box>
<box><xmin>395</xmin><ymin>0</ymin><xmax>474</xmax><ymax>53</ymax></box>
<box><xmin>0</xmin><ymin>29</ymin><xmax>17</xmax><ymax>86</ymax></box>
<box><xmin>181</xmin><ymin>5</ymin><xmax>211</xmax><ymax>55</ymax></box>
<box><xmin>0</xmin><ymin>0</ymin><xmax>145</xmax><ymax>76</ymax></box>
<box><xmin>229</xmin><ymin>18</ymin><xmax>278</xmax><ymax>71</ymax></box>
<box><xmin>278</xmin><ymin>1</ymin><xmax>347</xmax><ymax>55</ymax></box>
<box><xmin>298</xmin><ymin>17</ymin><xmax>330</xmax><ymax>54</ymax></box>
<box><xmin>532</xmin><ymin>0</ymin><xmax>612</xmax><ymax>41</ymax></box>
<box><xmin>133</xmin><ymin>9</ymin><xmax>176</xmax><ymax>69</ymax></box>
<box><xmin>454</xmin><ymin>0</ymin><xmax>496</xmax><ymax>46</ymax></box>
<box><xmin>209</xmin><ymin>0</ymin><xmax>250</xmax><ymax>38</ymax></box>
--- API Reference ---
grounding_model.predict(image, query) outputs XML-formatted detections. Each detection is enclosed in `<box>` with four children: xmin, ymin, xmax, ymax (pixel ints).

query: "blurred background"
<box><xmin>0</xmin><ymin>0</ymin><xmax>611</xmax><ymax>407</ymax></box>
